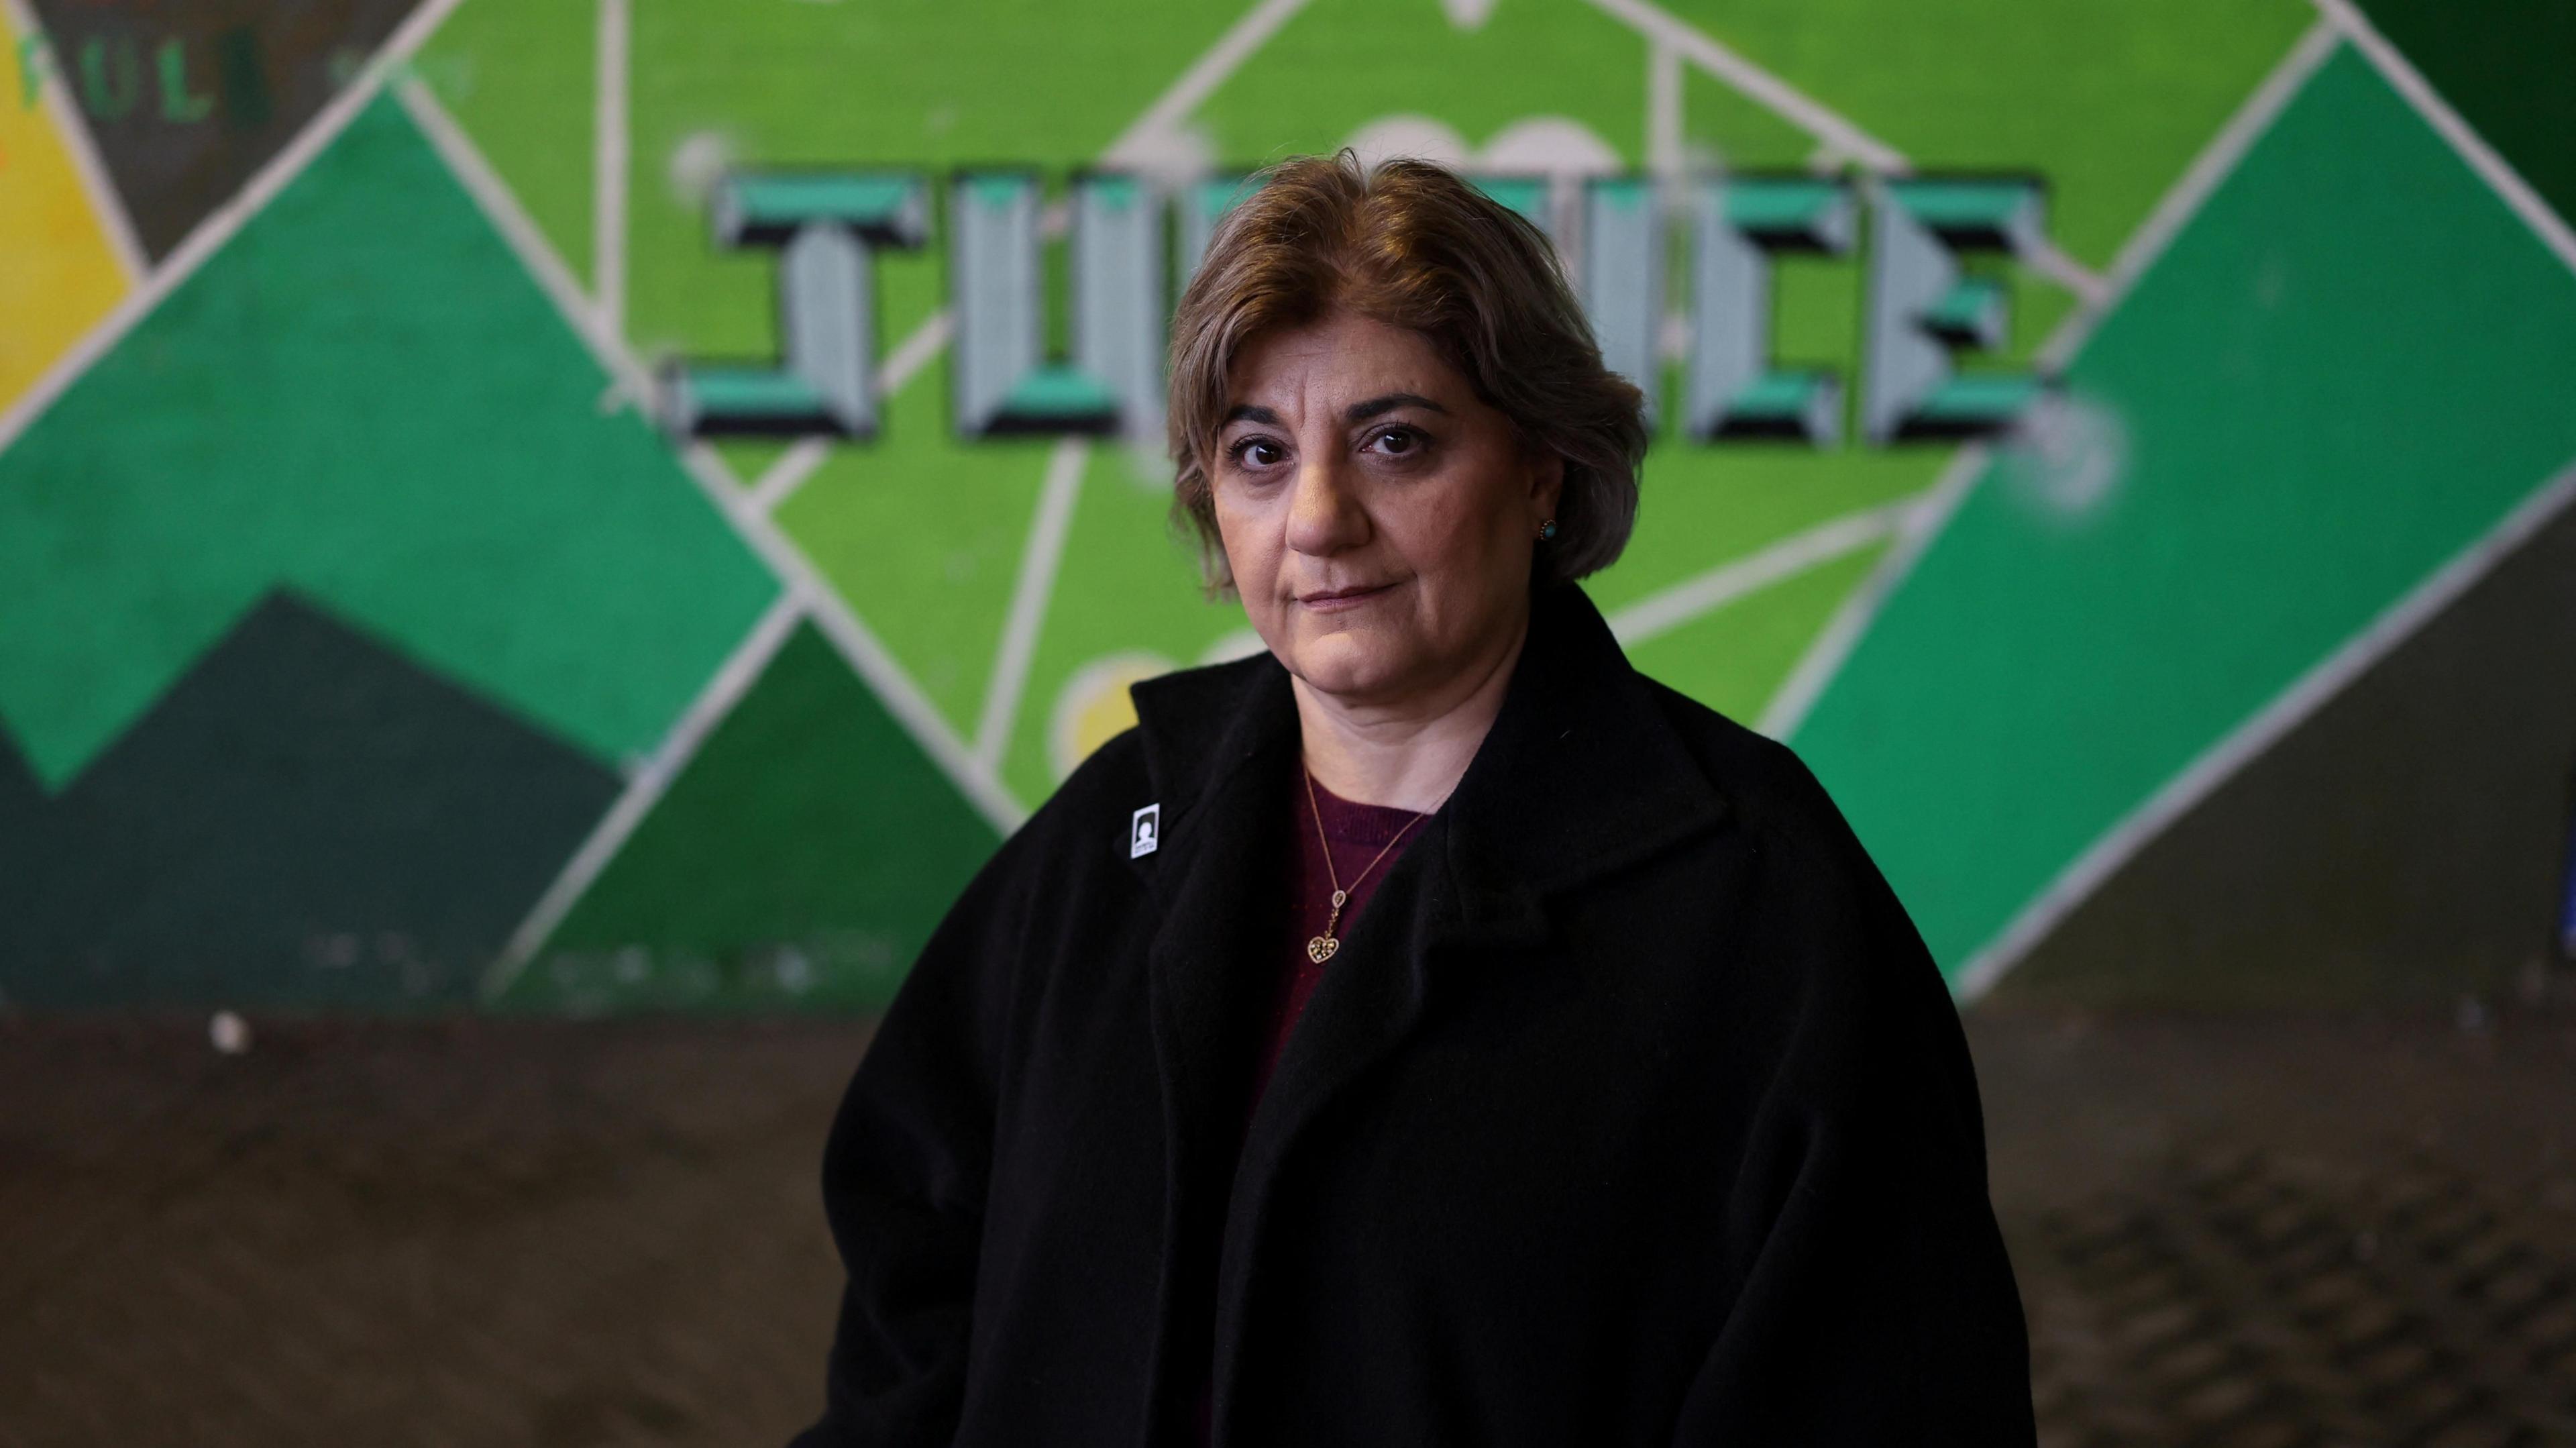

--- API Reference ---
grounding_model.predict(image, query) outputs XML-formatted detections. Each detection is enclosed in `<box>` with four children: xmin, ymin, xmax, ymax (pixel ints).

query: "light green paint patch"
<box><xmin>1002</xmin><ymin>448</ymin><xmax>1246</xmax><ymax>802</ymax></box>
<box><xmin>1682</xmin><ymin>62</ymin><xmax>1819</xmax><ymax>170</ymax></box>
<box><xmin>506</xmin><ymin>621</ymin><xmax>1001</xmax><ymax>1015</ymax></box>
<box><xmin>775</xmin><ymin>356</ymin><xmax>1053</xmax><ymax>737</ymax></box>
<box><xmin>1792</xmin><ymin>50</ymin><xmax>2576</xmax><ymax>972</ymax></box>
<box><xmin>0</xmin><ymin>94</ymin><xmax>779</xmax><ymax>790</ymax></box>
<box><xmin>1192</xmin><ymin>0</ymin><xmax>1646</xmax><ymax>166</ymax></box>
<box><xmin>713</xmin><ymin>438</ymin><xmax>797</xmax><ymax>487</ymax></box>
<box><xmin>1585</xmin><ymin>436</ymin><xmax>1936</xmax><ymax>617</ymax></box>
<box><xmin>1657</xmin><ymin>0</ymin><xmax>2314</xmax><ymax>266</ymax></box>
<box><xmin>621</xmin><ymin>0</ymin><xmax>1229</xmax><ymax>363</ymax></box>
<box><xmin>1623</xmin><ymin>539</ymin><xmax>1890</xmax><ymax>725</ymax></box>
<box><xmin>418</xmin><ymin>0</ymin><xmax>594</xmax><ymax>290</ymax></box>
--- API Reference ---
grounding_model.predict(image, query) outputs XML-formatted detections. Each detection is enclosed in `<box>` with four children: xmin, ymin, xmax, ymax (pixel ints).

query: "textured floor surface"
<box><xmin>3</xmin><ymin>998</ymin><xmax>2573</xmax><ymax>1447</ymax></box>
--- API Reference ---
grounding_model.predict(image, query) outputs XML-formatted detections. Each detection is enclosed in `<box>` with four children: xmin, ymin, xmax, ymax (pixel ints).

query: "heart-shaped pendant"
<box><xmin>1306</xmin><ymin>935</ymin><xmax>1338</xmax><ymax>964</ymax></box>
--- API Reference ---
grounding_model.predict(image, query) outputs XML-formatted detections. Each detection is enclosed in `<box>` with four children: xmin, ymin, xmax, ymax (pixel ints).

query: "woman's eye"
<box><xmin>1367</xmin><ymin>427</ymin><xmax>1424</xmax><ymax>458</ymax></box>
<box><xmin>1231</xmin><ymin>437</ymin><xmax>1285</xmax><ymax>468</ymax></box>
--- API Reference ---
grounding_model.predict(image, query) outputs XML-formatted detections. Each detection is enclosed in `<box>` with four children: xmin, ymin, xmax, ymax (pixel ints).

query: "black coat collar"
<box><xmin>1122</xmin><ymin>579</ymin><xmax>1732</xmax><ymax>1439</ymax></box>
<box><xmin>1126</xmin><ymin>576</ymin><xmax>1731</xmax><ymax>910</ymax></box>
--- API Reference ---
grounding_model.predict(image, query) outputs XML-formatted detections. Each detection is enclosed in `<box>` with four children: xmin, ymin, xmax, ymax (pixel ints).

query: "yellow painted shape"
<box><xmin>0</xmin><ymin>15</ymin><xmax>130</xmax><ymax>417</ymax></box>
<box><xmin>1049</xmin><ymin>652</ymin><xmax>1177</xmax><ymax>782</ymax></box>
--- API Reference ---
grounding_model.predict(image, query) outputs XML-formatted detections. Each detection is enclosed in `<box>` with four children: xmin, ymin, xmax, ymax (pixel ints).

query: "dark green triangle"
<box><xmin>505</xmin><ymin>622</ymin><xmax>1003</xmax><ymax>1014</ymax></box>
<box><xmin>1997</xmin><ymin>493</ymin><xmax>2576</xmax><ymax>1006</ymax></box>
<box><xmin>2357</xmin><ymin>0</ymin><xmax>2576</xmax><ymax>238</ymax></box>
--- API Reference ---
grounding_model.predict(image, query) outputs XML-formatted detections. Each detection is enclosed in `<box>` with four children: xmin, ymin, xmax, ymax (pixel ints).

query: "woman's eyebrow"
<box><xmin>1344</xmin><ymin>393</ymin><xmax>1450</xmax><ymax>423</ymax></box>
<box><xmin>1222</xmin><ymin>403</ymin><xmax>1282</xmax><ymax>426</ymax></box>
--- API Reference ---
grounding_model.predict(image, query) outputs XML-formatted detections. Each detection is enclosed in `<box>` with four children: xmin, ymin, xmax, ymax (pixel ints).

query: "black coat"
<box><xmin>792</xmin><ymin>579</ymin><xmax>2035</xmax><ymax>1447</ymax></box>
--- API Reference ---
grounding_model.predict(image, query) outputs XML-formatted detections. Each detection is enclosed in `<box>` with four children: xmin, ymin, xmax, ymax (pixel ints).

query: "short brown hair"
<box><xmin>1165</xmin><ymin>151</ymin><xmax>1649</xmax><ymax>594</ymax></box>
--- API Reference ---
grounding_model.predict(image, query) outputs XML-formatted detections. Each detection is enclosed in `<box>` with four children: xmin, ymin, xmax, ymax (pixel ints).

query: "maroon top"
<box><xmin>1183</xmin><ymin>766</ymin><xmax>1430</xmax><ymax>1446</ymax></box>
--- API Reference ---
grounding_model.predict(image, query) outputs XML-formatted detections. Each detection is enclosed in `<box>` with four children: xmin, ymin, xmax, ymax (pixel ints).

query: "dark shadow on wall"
<box><xmin>1998</xmin><ymin>495</ymin><xmax>2576</xmax><ymax>1006</ymax></box>
<box><xmin>0</xmin><ymin>586</ymin><xmax>622</xmax><ymax>1010</ymax></box>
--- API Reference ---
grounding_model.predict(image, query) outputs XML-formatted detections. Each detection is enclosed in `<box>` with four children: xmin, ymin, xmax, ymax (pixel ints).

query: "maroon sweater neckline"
<box><xmin>1301</xmin><ymin>768</ymin><xmax>1432</xmax><ymax>849</ymax></box>
<box><xmin>1180</xmin><ymin>764</ymin><xmax>1432</xmax><ymax>1447</ymax></box>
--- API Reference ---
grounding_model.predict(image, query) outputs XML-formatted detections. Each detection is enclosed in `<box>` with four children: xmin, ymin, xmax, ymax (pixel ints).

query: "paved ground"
<box><xmin>3</xmin><ymin>999</ymin><xmax>2573</xmax><ymax>1447</ymax></box>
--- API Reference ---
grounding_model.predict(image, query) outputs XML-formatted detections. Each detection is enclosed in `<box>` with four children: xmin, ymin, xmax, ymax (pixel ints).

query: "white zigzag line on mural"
<box><xmin>395</xmin><ymin>75</ymin><xmax>1024</xmax><ymax>839</ymax></box>
<box><xmin>1955</xmin><ymin>454</ymin><xmax>2576</xmax><ymax>1002</ymax></box>
<box><xmin>0</xmin><ymin>0</ymin><xmax>471</xmax><ymax>461</ymax></box>
<box><xmin>747</xmin><ymin>439</ymin><xmax>832</xmax><ymax>515</ymax></box>
<box><xmin>2039</xmin><ymin>17</ymin><xmax>2343</xmax><ymax>374</ymax></box>
<box><xmin>394</xmin><ymin>79</ymin><xmax>649</xmax><ymax>397</ymax></box>
<box><xmin>1102</xmin><ymin>0</ymin><xmax>1313</xmax><ymax>164</ymax></box>
<box><xmin>0</xmin><ymin>0</ymin><xmax>148</xmax><ymax>286</ymax></box>
<box><xmin>2313</xmin><ymin>0</ymin><xmax>2576</xmax><ymax>279</ymax></box>
<box><xmin>1644</xmin><ymin>42</ymin><xmax>1684</xmax><ymax>177</ymax></box>
<box><xmin>2023</xmin><ymin>242</ymin><xmax>2110</xmax><ymax>309</ymax></box>
<box><xmin>1762</xmin><ymin>16</ymin><xmax>2345</xmax><ymax>745</ymax></box>
<box><xmin>749</xmin><ymin>309</ymin><xmax>954</xmax><ymax>513</ymax></box>
<box><xmin>1607</xmin><ymin>495</ymin><xmax>1919</xmax><ymax>649</ymax></box>
<box><xmin>480</xmin><ymin>591</ymin><xmax>810</xmax><ymax>1001</ymax></box>
<box><xmin>593</xmin><ymin>0</ymin><xmax>631</xmax><ymax>340</ymax></box>
<box><xmin>1580</xmin><ymin>0</ymin><xmax>1907</xmax><ymax>174</ymax></box>
<box><xmin>1756</xmin><ymin>442</ymin><xmax>1986</xmax><ymax>739</ymax></box>
<box><xmin>678</xmin><ymin>432</ymin><xmax>1027</xmax><ymax>831</ymax></box>
<box><xmin>975</xmin><ymin>437</ymin><xmax>1090</xmax><ymax>770</ymax></box>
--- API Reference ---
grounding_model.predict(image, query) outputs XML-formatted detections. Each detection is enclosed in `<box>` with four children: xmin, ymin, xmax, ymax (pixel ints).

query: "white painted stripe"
<box><xmin>2039</xmin><ymin>18</ymin><xmax>2341</xmax><ymax>372</ymax></box>
<box><xmin>402</xmin><ymin>76</ymin><xmax>1023</xmax><ymax>831</ymax></box>
<box><xmin>0</xmin><ymin>0</ymin><xmax>148</xmax><ymax>287</ymax></box>
<box><xmin>0</xmin><ymin>0</ymin><xmax>472</xmax><ymax>459</ymax></box>
<box><xmin>2023</xmin><ymin>240</ymin><xmax>2108</xmax><ymax>309</ymax></box>
<box><xmin>1758</xmin><ymin>442</ymin><xmax>1986</xmax><ymax>739</ymax></box>
<box><xmin>748</xmin><ymin>437</ymin><xmax>832</xmax><ymax>513</ymax></box>
<box><xmin>2314</xmin><ymin>0</ymin><xmax>2576</xmax><ymax>280</ymax></box>
<box><xmin>1760</xmin><ymin>21</ymin><xmax>2342</xmax><ymax>741</ymax></box>
<box><xmin>396</xmin><ymin>77</ymin><xmax>652</xmax><ymax>404</ymax></box>
<box><xmin>1646</xmin><ymin>42</ymin><xmax>1683</xmax><ymax>178</ymax></box>
<box><xmin>1581</xmin><ymin>0</ymin><xmax>1908</xmax><ymax>174</ymax></box>
<box><xmin>680</xmin><ymin>441</ymin><xmax>1028</xmax><ymax>829</ymax></box>
<box><xmin>881</xmin><ymin>308</ymin><xmax>953</xmax><ymax>393</ymax></box>
<box><xmin>1955</xmin><ymin>455</ymin><xmax>2576</xmax><ymax>1000</ymax></box>
<box><xmin>1608</xmin><ymin>498</ymin><xmax>1912</xmax><ymax>648</ymax></box>
<box><xmin>592</xmin><ymin>0</ymin><xmax>631</xmax><ymax>338</ymax></box>
<box><xmin>479</xmin><ymin>590</ymin><xmax>807</xmax><ymax>1000</ymax></box>
<box><xmin>973</xmin><ymin>437</ymin><xmax>1090</xmax><ymax>768</ymax></box>
<box><xmin>1101</xmin><ymin>0</ymin><xmax>1313</xmax><ymax>165</ymax></box>
<box><xmin>751</xmin><ymin>310</ymin><xmax>954</xmax><ymax>515</ymax></box>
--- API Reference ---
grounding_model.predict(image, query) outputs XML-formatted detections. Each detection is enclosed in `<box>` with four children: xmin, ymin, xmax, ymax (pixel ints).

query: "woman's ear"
<box><xmin>1528</xmin><ymin>449</ymin><xmax>1566</xmax><ymax>527</ymax></box>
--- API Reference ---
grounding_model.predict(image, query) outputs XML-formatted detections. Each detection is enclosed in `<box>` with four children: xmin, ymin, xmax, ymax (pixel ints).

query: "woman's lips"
<box><xmin>1296</xmin><ymin>582</ymin><xmax>1396</xmax><ymax>613</ymax></box>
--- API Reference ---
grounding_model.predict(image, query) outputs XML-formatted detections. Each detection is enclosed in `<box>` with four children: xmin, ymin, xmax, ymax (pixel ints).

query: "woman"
<box><xmin>792</xmin><ymin>153</ymin><xmax>2033</xmax><ymax>1447</ymax></box>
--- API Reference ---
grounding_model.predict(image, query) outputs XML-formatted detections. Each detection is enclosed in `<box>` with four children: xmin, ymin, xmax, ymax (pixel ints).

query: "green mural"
<box><xmin>500</xmin><ymin>621</ymin><xmax>1000</xmax><ymax>1015</ymax></box>
<box><xmin>3</xmin><ymin>0</ymin><xmax>2571</xmax><ymax>1011</ymax></box>
<box><xmin>1793</xmin><ymin>46</ymin><xmax>2576</xmax><ymax>978</ymax></box>
<box><xmin>0</xmin><ymin>90</ymin><xmax>777</xmax><ymax>793</ymax></box>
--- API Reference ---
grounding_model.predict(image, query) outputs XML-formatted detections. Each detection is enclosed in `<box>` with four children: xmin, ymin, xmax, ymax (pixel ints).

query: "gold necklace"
<box><xmin>1301</xmin><ymin>768</ymin><xmax>1430</xmax><ymax>964</ymax></box>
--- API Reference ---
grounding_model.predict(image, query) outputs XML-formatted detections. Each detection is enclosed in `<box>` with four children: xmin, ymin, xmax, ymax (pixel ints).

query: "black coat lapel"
<box><xmin>1129</xmin><ymin>581</ymin><xmax>1733</xmax><ymax>1441</ymax></box>
<box><xmin>1131</xmin><ymin>658</ymin><xmax>1299</xmax><ymax>1436</ymax></box>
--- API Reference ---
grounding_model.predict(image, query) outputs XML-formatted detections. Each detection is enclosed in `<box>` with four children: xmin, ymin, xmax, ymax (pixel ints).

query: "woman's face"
<box><xmin>1210</xmin><ymin>310</ymin><xmax>1562</xmax><ymax>711</ymax></box>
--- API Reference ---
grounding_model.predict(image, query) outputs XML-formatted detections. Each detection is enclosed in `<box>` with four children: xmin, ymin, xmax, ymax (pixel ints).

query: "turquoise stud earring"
<box><xmin>1538</xmin><ymin>519</ymin><xmax>1558</xmax><ymax>541</ymax></box>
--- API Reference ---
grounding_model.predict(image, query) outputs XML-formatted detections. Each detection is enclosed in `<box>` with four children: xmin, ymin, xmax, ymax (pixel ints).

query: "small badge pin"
<box><xmin>1129</xmin><ymin>803</ymin><xmax>1161</xmax><ymax>859</ymax></box>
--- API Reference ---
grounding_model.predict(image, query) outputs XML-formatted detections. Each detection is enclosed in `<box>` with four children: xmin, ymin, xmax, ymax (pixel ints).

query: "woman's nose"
<box><xmin>1285</xmin><ymin>452</ymin><xmax>1368</xmax><ymax>556</ymax></box>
